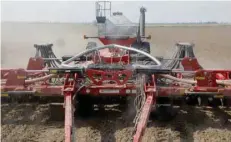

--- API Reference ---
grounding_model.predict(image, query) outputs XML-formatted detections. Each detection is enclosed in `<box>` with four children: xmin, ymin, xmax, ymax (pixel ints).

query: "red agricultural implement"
<box><xmin>1</xmin><ymin>1</ymin><xmax>231</xmax><ymax>142</ymax></box>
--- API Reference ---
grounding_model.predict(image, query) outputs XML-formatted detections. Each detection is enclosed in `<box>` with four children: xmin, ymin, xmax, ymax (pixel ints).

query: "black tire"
<box><xmin>185</xmin><ymin>96</ymin><xmax>198</xmax><ymax>106</ymax></box>
<box><xmin>49</xmin><ymin>103</ymin><xmax>65</xmax><ymax>121</ymax></box>
<box><xmin>122</xmin><ymin>96</ymin><xmax>136</xmax><ymax>121</ymax></box>
<box><xmin>141</xmin><ymin>42</ymin><xmax>151</xmax><ymax>54</ymax></box>
<box><xmin>151</xmin><ymin>106</ymin><xmax>178</xmax><ymax>121</ymax></box>
<box><xmin>86</xmin><ymin>42</ymin><xmax>97</xmax><ymax>50</ymax></box>
<box><xmin>75</xmin><ymin>95</ymin><xmax>93</xmax><ymax>118</ymax></box>
<box><xmin>131</xmin><ymin>41</ymin><xmax>151</xmax><ymax>54</ymax></box>
<box><xmin>131</xmin><ymin>42</ymin><xmax>141</xmax><ymax>54</ymax></box>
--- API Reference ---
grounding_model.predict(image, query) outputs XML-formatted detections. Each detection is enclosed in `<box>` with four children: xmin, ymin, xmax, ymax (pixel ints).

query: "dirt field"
<box><xmin>1</xmin><ymin>22</ymin><xmax>231</xmax><ymax>142</ymax></box>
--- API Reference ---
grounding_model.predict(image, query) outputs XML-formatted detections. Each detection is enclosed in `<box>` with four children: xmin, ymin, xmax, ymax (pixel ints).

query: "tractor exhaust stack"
<box><xmin>140</xmin><ymin>7</ymin><xmax>146</xmax><ymax>37</ymax></box>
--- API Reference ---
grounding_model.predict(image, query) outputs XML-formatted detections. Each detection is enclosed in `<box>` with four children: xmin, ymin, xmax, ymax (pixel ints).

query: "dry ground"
<box><xmin>1</xmin><ymin>22</ymin><xmax>231</xmax><ymax>142</ymax></box>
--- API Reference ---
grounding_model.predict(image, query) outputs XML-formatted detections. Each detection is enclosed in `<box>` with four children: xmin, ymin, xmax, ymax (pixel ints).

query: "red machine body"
<box><xmin>99</xmin><ymin>36</ymin><xmax>137</xmax><ymax>46</ymax></box>
<box><xmin>1</xmin><ymin>2</ymin><xmax>231</xmax><ymax>142</ymax></box>
<box><xmin>1</xmin><ymin>46</ymin><xmax>231</xmax><ymax>142</ymax></box>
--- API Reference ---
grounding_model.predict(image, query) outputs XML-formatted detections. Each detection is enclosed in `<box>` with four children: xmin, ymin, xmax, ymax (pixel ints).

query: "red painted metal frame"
<box><xmin>1</xmin><ymin>57</ymin><xmax>45</xmax><ymax>79</ymax></box>
<box><xmin>195</xmin><ymin>70</ymin><xmax>231</xmax><ymax>87</ymax></box>
<box><xmin>133</xmin><ymin>75</ymin><xmax>156</xmax><ymax>142</ymax></box>
<box><xmin>64</xmin><ymin>93</ymin><xmax>73</xmax><ymax>142</ymax></box>
<box><xmin>1</xmin><ymin>50</ymin><xmax>231</xmax><ymax>142</ymax></box>
<box><xmin>86</xmin><ymin>69</ymin><xmax>133</xmax><ymax>85</ymax></box>
<box><xmin>181</xmin><ymin>57</ymin><xmax>202</xmax><ymax>71</ymax></box>
<box><xmin>63</xmin><ymin>73</ymin><xmax>78</xmax><ymax>142</ymax></box>
<box><xmin>2</xmin><ymin>68</ymin><xmax>231</xmax><ymax>97</ymax></box>
<box><xmin>92</xmin><ymin>47</ymin><xmax>130</xmax><ymax>64</ymax></box>
<box><xmin>99</xmin><ymin>37</ymin><xmax>137</xmax><ymax>46</ymax></box>
<box><xmin>79</xmin><ymin>85</ymin><xmax>136</xmax><ymax>96</ymax></box>
<box><xmin>100</xmin><ymin>55</ymin><xmax>129</xmax><ymax>64</ymax></box>
<box><xmin>1</xmin><ymin>68</ymin><xmax>63</xmax><ymax>96</ymax></box>
<box><xmin>26</xmin><ymin>57</ymin><xmax>45</xmax><ymax>70</ymax></box>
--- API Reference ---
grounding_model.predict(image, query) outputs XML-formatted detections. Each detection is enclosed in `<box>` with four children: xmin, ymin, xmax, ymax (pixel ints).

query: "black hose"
<box><xmin>34</xmin><ymin>44</ymin><xmax>61</xmax><ymax>68</ymax></box>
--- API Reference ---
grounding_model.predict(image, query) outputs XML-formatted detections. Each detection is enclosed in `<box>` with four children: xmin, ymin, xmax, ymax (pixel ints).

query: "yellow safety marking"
<box><xmin>179</xmin><ymin>89</ymin><xmax>186</xmax><ymax>95</ymax></box>
<box><xmin>195</xmin><ymin>76</ymin><xmax>205</xmax><ymax>80</ymax></box>
<box><xmin>34</xmin><ymin>88</ymin><xmax>42</xmax><ymax>96</ymax></box>
<box><xmin>34</xmin><ymin>92</ymin><xmax>40</xmax><ymax>96</ymax></box>
<box><xmin>17</xmin><ymin>76</ymin><xmax>26</xmax><ymax>79</ymax></box>
<box><xmin>50</xmin><ymin>70</ymin><xmax>57</xmax><ymax>73</ymax></box>
<box><xmin>214</xmin><ymin>94</ymin><xmax>223</xmax><ymax>98</ymax></box>
<box><xmin>1</xmin><ymin>93</ymin><xmax>9</xmax><ymax>97</ymax></box>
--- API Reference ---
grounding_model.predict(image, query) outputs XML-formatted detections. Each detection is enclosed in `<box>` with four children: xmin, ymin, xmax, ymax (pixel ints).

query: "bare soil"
<box><xmin>1</xmin><ymin>104</ymin><xmax>231</xmax><ymax>142</ymax></box>
<box><xmin>1</xmin><ymin>22</ymin><xmax>231</xmax><ymax>142</ymax></box>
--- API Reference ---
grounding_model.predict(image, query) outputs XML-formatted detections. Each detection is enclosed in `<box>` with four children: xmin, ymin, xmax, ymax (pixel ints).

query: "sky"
<box><xmin>1</xmin><ymin>1</ymin><xmax>231</xmax><ymax>23</ymax></box>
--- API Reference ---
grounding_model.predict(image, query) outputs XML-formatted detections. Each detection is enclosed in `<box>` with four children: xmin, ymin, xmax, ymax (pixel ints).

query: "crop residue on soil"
<box><xmin>1</xmin><ymin>103</ymin><xmax>231</xmax><ymax>142</ymax></box>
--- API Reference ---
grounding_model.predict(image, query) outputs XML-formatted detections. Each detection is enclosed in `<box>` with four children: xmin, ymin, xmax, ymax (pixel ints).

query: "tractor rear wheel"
<box><xmin>151</xmin><ymin>105</ymin><xmax>178</xmax><ymax>121</ymax></box>
<box><xmin>49</xmin><ymin>103</ymin><xmax>65</xmax><ymax>121</ymax></box>
<box><xmin>122</xmin><ymin>96</ymin><xmax>136</xmax><ymax>121</ymax></box>
<box><xmin>75</xmin><ymin>95</ymin><xmax>94</xmax><ymax>118</ymax></box>
<box><xmin>141</xmin><ymin>42</ymin><xmax>151</xmax><ymax>54</ymax></box>
<box><xmin>86</xmin><ymin>42</ymin><xmax>97</xmax><ymax>50</ymax></box>
<box><xmin>131</xmin><ymin>41</ymin><xmax>151</xmax><ymax>54</ymax></box>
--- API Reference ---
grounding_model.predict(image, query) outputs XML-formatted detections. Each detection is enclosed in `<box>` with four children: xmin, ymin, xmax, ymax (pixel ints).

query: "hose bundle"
<box><xmin>162</xmin><ymin>43</ymin><xmax>203</xmax><ymax>78</ymax></box>
<box><xmin>133</xmin><ymin>73</ymin><xmax>147</xmax><ymax>129</ymax></box>
<box><xmin>34</xmin><ymin>44</ymin><xmax>61</xmax><ymax>68</ymax></box>
<box><xmin>163</xmin><ymin>43</ymin><xmax>203</xmax><ymax>70</ymax></box>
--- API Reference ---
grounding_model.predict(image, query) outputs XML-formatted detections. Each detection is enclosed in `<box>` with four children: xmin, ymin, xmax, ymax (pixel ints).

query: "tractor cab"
<box><xmin>96</xmin><ymin>1</ymin><xmax>138</xmax><ymax>46</ymax></box>
<box><xmin>81</xmin><ymin>1</ymin><xmax>152</xmax><ymax>65</ymax></box>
